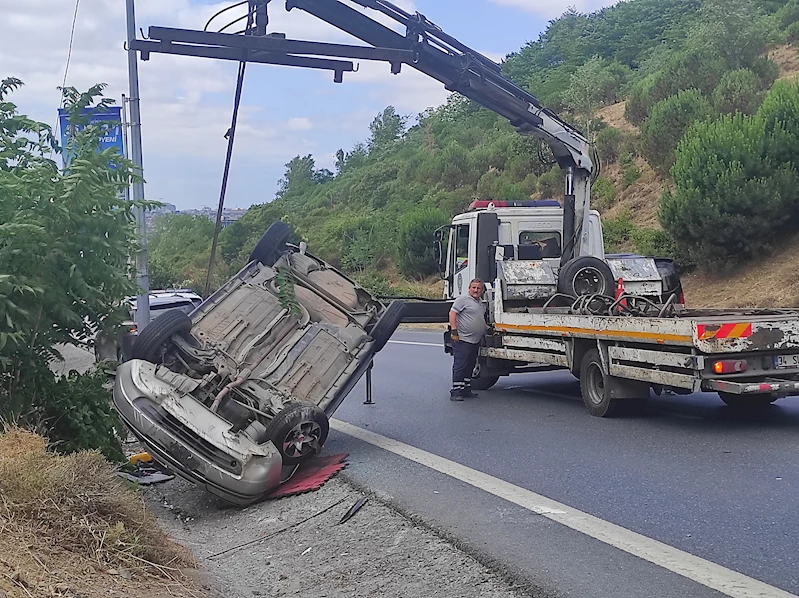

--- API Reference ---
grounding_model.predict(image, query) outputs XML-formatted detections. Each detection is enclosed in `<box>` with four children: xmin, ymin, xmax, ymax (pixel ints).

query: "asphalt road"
<box><xmin>328</xmin><ymin>329</ymin><xmax>799</xmax><ymax>598</ymax></box>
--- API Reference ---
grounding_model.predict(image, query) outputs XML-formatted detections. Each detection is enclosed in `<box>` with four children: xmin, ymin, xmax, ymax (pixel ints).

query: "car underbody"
<box><xmin>112</xmin><ymin>223</ymin><xmax>403</xmax><ymax>505</ymax></box>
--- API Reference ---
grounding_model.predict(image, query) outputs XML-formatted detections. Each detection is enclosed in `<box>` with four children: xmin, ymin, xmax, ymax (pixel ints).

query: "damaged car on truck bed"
<box><xmin>113</xmin><ymin>222</ymin><xmax>405</xmax><ymax>505</ymax></box>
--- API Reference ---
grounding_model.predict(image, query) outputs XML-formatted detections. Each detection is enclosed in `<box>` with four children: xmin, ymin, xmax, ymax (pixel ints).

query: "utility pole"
<box><xmin>125</xmin><ymin>0</ymin><xmax>150</xmax><ymax>328</ymax></box>
<box><xmin>121</xmin><ymin>94</ymin><xmax>131</xmax><ymax>203</ymax></box>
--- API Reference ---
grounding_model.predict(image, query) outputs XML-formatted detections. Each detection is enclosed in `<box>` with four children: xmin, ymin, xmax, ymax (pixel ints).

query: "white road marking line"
<box><xmin>387</xmin><ymin>340</ymin><xmax>442</xmax><ymax>347</ymax></box>
<box><xmin>330</xmin><ymin>419</ymin><xmax>796</xmax><ymax>598</ymax></box>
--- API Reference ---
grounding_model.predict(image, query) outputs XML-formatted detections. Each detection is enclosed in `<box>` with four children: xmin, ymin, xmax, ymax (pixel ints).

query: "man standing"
<box><xmin>449</xmin><ymin>279</ymin><xmax>487</xmax><ymax>401</ymax></box>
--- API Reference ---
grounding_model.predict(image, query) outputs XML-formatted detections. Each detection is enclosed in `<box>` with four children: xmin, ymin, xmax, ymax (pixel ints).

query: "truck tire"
<box><xmin>471</xmin><ymin>359</ymin><xmax>500</xmax><ymax>390</ymax></box>
<box><xmin>265</xmin><ymin>403</ymin><xmax>329</xmax><ymax>466</ymax></box>
<box><xmin>368</xmin><ymin>301</ymin><xmax>406</xmax><ymax>352</ymax></box>
<box><xmin>249</xmin><ymin>221</ymin><xmax>291</xmax><ymax>267</ymax></box>
<box><xmin>471</xmin><ymin>374</ymin><xmax>500</xmax><ymax>391</ymax></box>
<box><xmin>718</xmin><ymin>392</ymin><xmax>777</xmax><ymax>409</ymax></box>
<box><xmin>579</xmin><ymin>349</ymin><xmax>622</xmax><ymax>417</ymax></box>
<box><xmin>131</xmin><ymin>311</ymin><xmax>192</xmax><ymax>362</ymax></box>
<box><xmin>558</xmin><ymin>257</ymin><xmax>615</xmax><ymax>297</ymax></box>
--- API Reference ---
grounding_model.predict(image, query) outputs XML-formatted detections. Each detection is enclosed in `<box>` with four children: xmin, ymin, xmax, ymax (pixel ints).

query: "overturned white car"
<box><xmin>113</xmin><ymin>222</ymin><xmax>404</xmax><ymax>505</ymax></box>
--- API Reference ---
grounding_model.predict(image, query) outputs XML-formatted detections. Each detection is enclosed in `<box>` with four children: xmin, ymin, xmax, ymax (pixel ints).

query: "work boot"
<box><xmin>460</xmin><ymin>383</ymin><xmax>477</xmax><ymax>398</ymax></box>
<box><xmin>450</xmin><ymin>389</ymin><xmax>464</xmax><ymax>401</ymax></box>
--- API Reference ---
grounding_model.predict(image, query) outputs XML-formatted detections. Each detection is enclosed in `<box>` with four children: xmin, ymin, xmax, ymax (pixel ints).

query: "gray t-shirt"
<box><xmin>451</xmin><ymin>294</ymin><xmax>487</xmax><ymax>344</ymax></box>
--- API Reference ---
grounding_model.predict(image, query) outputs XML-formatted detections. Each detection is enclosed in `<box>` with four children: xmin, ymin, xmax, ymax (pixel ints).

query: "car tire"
<box><xmin>265</xmin><ymin>403</ymin><xmax>329</xmax><ymax>466</ymax></box>
<box><xmin>249</xmin><ymin>221</ymin><xmax>291</xmax><ymax>267</ymax></box>
<box><xmin>718</xmin><ymin>392</ymin><xmax>778</xmax><ymax>409</ymax></box>
<box><xmin>579</xmin><ymin>348</ymin><xmax>622</xmax><ymax>417</ymax></box>
<box><xmin>131</xmin><ymin>311</ymin><xmax>192</xmax><ymax>362</ymax></box>
<box><xmin>368</xmin><ymin>301</ymin><xmax>406</xmax><ymax>352</ymax></box>
<box><xmin>558</xmin><ymin>256</ymin><xmax>616</xmax><ymax>297</ymax></box>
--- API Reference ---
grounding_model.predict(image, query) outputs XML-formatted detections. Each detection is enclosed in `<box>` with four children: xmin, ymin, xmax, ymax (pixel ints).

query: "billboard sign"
<box><xmin>58</xmin><ymin>106</ymin><xmax>124</xmax><ymax>167</ymax></box>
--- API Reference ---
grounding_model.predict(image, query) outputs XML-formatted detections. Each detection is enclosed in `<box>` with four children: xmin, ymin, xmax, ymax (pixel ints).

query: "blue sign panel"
<box><xmin>58</xmin><ymin>106</ymin><xmax>124</xmax><ymax>167</ymax></box>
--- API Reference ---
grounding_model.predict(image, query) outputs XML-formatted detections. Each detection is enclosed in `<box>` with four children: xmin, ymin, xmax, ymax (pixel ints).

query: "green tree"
<box><xmin>0</xmin><ymin>79</ymin><xmax>146</xmax><ymax>459</ymax></box>
<box><xmin>639</xmin><ymin>89</ymin><xmax>713</xmax><ymax>176</ymax></box>
<box><xmin>562</xmin><ymin>56</ymin><xmax>615</xmax><ymax>141</ymax></box>
<box><xmin>660</xmin><ymin>113</ymin><xmax>799</xmax><ymax>267</ymax></box>
<box><xmin>395</xmin><ymin>207</ymin><xmax>450</xmax><ymax>278</ymax></box>
<box><xmin>368</xmin><ymin>106</ymin><xmax>407</xmax><ymax>152</ymax></box>
<box><xmin>712</xmin><ymin>69</ymin><xmax>764</xmax><ymax>115</ymax></box>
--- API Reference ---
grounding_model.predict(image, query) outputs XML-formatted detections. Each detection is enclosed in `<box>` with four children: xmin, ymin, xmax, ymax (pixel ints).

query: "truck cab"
<box><xmin>438</xmin><ymin>200</ymin><xmax>603</xmax><ymax>299</ymax></box>
<box><xmin>436</xmin><ymin>200</ymin><xmax>681</xmax><ymax>305</ymax></box>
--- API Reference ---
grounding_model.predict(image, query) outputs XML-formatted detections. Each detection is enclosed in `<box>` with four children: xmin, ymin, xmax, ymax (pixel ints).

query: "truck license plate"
<box><xmin>774</xmin><ymin>354</ymin><xmax>799</xmax><ymax>369</ymax></box>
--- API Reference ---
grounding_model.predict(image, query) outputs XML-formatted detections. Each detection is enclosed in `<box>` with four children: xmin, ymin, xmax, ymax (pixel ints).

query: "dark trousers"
<box><xmin>451</xmin><ymin>340</ymin><xmax>480</xmax><ymax>394</ymax></box>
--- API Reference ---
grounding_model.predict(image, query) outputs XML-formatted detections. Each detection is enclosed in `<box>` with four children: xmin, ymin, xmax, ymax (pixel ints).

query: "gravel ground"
<box><xmin>53</xmin><ymin>344</ymin><xmax>537</xmax><ymax>598</ymax></box>
<box><xmin>145</xmin><ymin>475</ymin><xmax>533</xmax><ymax>598</ymax></box>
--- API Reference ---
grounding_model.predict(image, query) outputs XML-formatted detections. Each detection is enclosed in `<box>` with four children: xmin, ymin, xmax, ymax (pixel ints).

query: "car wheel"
<box><xmin>249</xmin><ymin>221</ymin><xmax>291</xmax><ymax>267</ymax></box>
<box><xmin>131</xmin><ymin>311</ymin><xmax>192</xmax><ymax>362</ymax></box>
<box><xmin>265</xmin><ymin>403</ymin><xmax>329</xmax><ymax>466</ymax></box>
<box><xmin>718</xmin><ymin>392</ymin><xmax>778</xmax><ymax>409</ymax></box>
<box><xmin>579</xmin><ymin>349</ymin><xmax>622</xmax><ymax>417</ymax></box>
<box><xmin>558</xmin><ymin>257</ymin><xmax>616</xmax><ymax>297</ymax></box>
<box><xmin>368</xmin><ymin>301</ymin><xmax>406</xmax><ymax>352</ymax></box>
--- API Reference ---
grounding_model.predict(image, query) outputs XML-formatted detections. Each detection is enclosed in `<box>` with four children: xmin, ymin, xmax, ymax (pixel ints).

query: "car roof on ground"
<box><xmin>127</xmin><ymin>290</ymin><xmax>202</xmax><ymax>308</ymax></box>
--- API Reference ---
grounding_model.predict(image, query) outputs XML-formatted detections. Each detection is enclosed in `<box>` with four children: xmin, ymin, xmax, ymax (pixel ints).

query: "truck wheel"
<box><xmin>265</xmin><ymin>403</ymin><xmax>329</xmax><ymax>466</ymax></box>
<box><xmin>368</xmin><ymin>301</ymin><xmax>406</xmax><ymax>352</ymax></box>
<box><xmin>249</xmin><ymin>221</ymin><xmax>291</xmax><ymax>267</ymax></box>
<box><xmin>558</xmin><ymin>257</ymin><xmax>615</xmax><ymax>297</ymax></box>
<box><xmin>131</xmin><ymin>311</ymin><xmax>192</xmax><ymax>362</ymax></box>
<box><xmin>579</xmin><ymin>349</ymin><xmax>622</xmax><ymax>417</ymax></box>
<box><xmin>471</xmin><ymin>360</ymin><xmax>500</xmax><ymax>390</ymax></box>
<box><xmin>718</xmin><ymin>392</ymin><xmax>778</xmax><ymax>409</ymax></box>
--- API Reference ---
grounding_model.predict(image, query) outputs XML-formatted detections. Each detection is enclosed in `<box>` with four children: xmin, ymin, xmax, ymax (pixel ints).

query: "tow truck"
<box><xmin>129</xmin><ymin>0</ymin><xmax>799</xmax><ymax>426</ymax></box>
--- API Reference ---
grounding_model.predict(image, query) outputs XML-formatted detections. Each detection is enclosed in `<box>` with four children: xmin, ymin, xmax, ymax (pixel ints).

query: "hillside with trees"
<box><xmin>149</xmin><ymin>0</ymin><xmax>799</xmax><ymax>307</ymax></box>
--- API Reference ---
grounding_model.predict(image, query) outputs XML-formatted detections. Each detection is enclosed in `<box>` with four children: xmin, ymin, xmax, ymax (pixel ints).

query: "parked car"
<box><xmin>95</xmin><ymin>290</ymin><xmax>203</xmax><ymax>362</ymax></box>
<box><xmin>113</xmin><ymin>222</ymin><xmax>404</xmax><ymax>505</ymax></box>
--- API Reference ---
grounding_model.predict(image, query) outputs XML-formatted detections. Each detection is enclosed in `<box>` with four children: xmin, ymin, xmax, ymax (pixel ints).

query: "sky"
<box><xmin>1</xmin><ymin>0</ymin><xmax>618</xmax><ymax>211</ymax></box>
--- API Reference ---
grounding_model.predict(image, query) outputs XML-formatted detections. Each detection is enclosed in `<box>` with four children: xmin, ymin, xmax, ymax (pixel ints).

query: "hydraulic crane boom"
<box><xmin>132</xmin><ymin>0</ymin><xmax>596</xmax><ymax>262</ymax></box>
<box><xmin>285</xmin><ymin>0</ymin><xmax>594</xmax><ymax>263</ymax></box>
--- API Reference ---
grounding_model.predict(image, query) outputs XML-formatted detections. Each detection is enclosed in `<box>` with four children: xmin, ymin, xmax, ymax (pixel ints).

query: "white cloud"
<box><xmin>488</xmin><ymin>0</ymin><xmax>619</xmax><ymax>19</ymax></box>
<box><xmin>0</xmin><ymin>0</ymin><xmax>461</xmax><ymax>208</ymax></box>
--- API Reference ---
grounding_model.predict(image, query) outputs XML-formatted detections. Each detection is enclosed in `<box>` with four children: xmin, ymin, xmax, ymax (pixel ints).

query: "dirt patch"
<box><xmin>0</xmin><ymin>429</ymin><xmax>198</xmax><ymax>598</ymax></box>
<box><xmin>682</xmin><ymin>233</ymin><xmax>799</xmax><ymax>308</ymax></box>
<box><xmin>596</xmin><ymin>101</ymin><xmax>638</xmax><ymax>132</ymax></box>
<box><xmin>600</xmin><ymin>159</ymin><xmax>665</xmax><ymax>229</ymax></box>
<box><xmin>770</xmin><ymin>44</ymin><xmax>799</xmax><ymax>81</ymax></box>
<box><xmin>146</xmin><ymin>475</ymin><xmax>536</xmax><ymax>598</ymax></box>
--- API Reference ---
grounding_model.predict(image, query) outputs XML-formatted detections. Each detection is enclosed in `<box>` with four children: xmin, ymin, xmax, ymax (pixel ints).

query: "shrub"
<box><xmin>353</xmin><ymin>270</ymin><xmax>391</xmax><ymax>296</ymax></box>
<box><xmin>757</xmin><ymin>79</ymin><xmax>799</xmax><ymax>169</ymax></box>
<box><xmin>639</xmin><ymin>90</ymin><xmax>713</xmax><ymax>176</ymax></box>
<box><xmin>787</xmin><ymin>21</ymin><xmax>799</xmax><ymax>43</ymax></box>
<box><xmin>537</xmin><ymin>166</ymin><xmax>563</xmax><ymax>199</ymax></box>
<box><xmin>777</xmin><ymin>0</ymin><xmax>799</xmax><ymax>29</ymax></box>
<box><xmin>0</xmin><ymin>80</ymin><xmax>144</xmax><ymax>458</ymax></box>
<box><xmin>619</xmin><ymin>152</ymin><xmax>642</xmax><ymax>188</ymax></box>
<box><xmin>592</xmin><ymin>176</ymin><xmax>617</xmax><ymax>210</ymax></box>
<box><xmin>31</xmin><ymin>370</ymin><xmax>124</xmax><ymax>461</ymax></box>
<box><xmin>595</xmin><ymin>126</ymin><xmax>624</xmax><ymax>164</ymax></box>
<box><xmin>712</xmin><ymin>69</ymin><xmax>764</xmax><ymax>115</ymax></box>
<box><xmin>395</xmin><ymin>207</ymin><xmax>450</xmax><ymax>278</ymax></box>
<box><xmin>660</xmin><ymin>113</ymin><xmax>799</xmax><ymax>268</ymax></box>
<box><xmin>602</xmin><ymin>211</ymin><xmax>635</xmax><ymax>253</ymax></box>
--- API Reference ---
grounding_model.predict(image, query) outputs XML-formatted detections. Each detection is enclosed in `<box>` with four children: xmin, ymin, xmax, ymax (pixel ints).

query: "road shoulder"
<box><xmin>145</xmin><ymin>475</ymin><xmax>538</xmax><ymax>598</ymax></box>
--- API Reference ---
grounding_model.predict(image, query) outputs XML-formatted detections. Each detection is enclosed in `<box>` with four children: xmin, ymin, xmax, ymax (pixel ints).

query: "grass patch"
<box><xmin>0</xmin><ymin>427</ymin><xmax>191</xmax><ymax>576</ymax></box>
